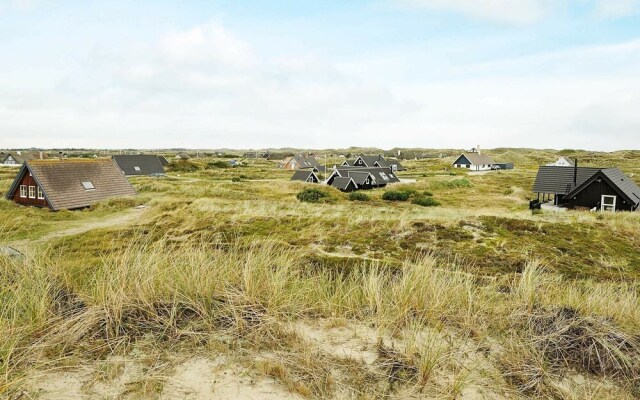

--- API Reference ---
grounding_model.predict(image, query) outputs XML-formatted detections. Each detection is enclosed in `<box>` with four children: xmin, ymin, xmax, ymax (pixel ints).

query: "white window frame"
<box><xmin>601</xmin><ymin>195</ymin><xmax>616</xmax><ymax>212</ymax></box>
<box><xmin>82</xmin><ymin>181</ymin><xmax>95</xmax><ymax>190</ymax></box>
<box><xmin>19</xmin><ymin>185</ymin><xmax>27</xmax><ymax>198</ymax></box>
<box><xmin>28</xmin><ymin>186</ymin><xmax>36</xmax><ymax>199</ymax></box>
<box><xmin>37</xmin><ymin>186</ymin><xmax>44</xmax><ymax>200</ymax></box>
<box><xmin>134</xmin><ymin>166</ymin><xmax>141</xmax><ymax>172</ymax></box>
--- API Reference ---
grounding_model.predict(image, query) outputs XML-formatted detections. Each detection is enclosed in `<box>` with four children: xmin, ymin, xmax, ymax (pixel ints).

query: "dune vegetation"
<box><xmin>1</xmin><ymin>148</ymin><xmax>639</xmax><ymax>399</ymax></box>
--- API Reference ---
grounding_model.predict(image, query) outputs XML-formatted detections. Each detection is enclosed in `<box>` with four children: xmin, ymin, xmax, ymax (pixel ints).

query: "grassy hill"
<box><xmin>1</xmin><ymin>148</ymin><xmax>639</xmax><ymax>399</ymax></box>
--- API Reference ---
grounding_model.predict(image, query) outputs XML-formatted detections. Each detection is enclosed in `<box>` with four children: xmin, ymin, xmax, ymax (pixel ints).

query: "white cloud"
<box><xmin>0</xmin><ymin>0</ymin><xmax>42</xmax><ymax>12</ymax></box>
<box><xmin>159</xmin><ymin>22</ymin><xmax>254</xmax><ymax>68</ymax></box>
<box><xmin>397</xmin><ymin>0</ymin><xmax>640</xmax><ymax>24</ymax></box>
<box><xmin>397</xmin><ymin>0</ymin><xmax>557</xmax><ymax>24</ymax></box>
<box><xmin>2</xmin><ymin>20</ymin><xmax>640</xmax><ymax>151</ymax></box>
<box><xmin>594</xmin><ymin>0</ymin><xmax>640</xmax><ymax>17</ymax></box>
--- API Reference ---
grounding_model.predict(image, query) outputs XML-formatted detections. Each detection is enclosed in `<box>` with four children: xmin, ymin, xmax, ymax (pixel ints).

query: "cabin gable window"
<box><xmin>37</xmin><ymin>186</ymin><xmax>45</xmax><ymax>200</ymax></box>
<box><xmin>601</xmin><ymin>195</ymin><xmax>616</xmax><ymax>212</ymax></box>
<box><xmin>19</xmin><ymin>185</ymin><xmax>27</xmax><ymax>198</ymax></box>
<box><xmin>82</xmin><ymin>181</ymin><xmax>95</xmax><ymax>191</ymax></box>
<box><xmin>28</xmin><ymin>186</ymin><xmax>36</xmax><ymax>199</ymax></box>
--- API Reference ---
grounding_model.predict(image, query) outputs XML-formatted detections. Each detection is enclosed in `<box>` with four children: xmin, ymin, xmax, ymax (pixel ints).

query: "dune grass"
<box><xmin>0</xmin><ymin>149</ymin><xmax>639</xmax><ymax>398</ymax></box>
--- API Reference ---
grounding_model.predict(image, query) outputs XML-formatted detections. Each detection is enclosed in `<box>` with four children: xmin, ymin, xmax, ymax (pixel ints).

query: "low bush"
<box><xmin>206</xmin><ymin>161</ymin><xmax>229</xmax><ymax>169</ymax></box>
<box><xmin>382</xmin><ymin>191</ymin><xmax>411</xmax><ymax>201</ymax></box>
<box><xmin>412</xmin><ymin>196</ymin><xmax>440</xmax><ymax>207</ymax></box>
<box><xmin>231</xmin><ymin>177</ymin><xmax>242</xmax><ymax>182</ymax></box>
<box><xmin>169</xmin><ymin>161</ymin><xmax>200</xmax><ymax>172</ymax></box>
<box><xmin>297</xmin><ymin>188</ymin><xmax>330</xmax><ymax>203</ymax></box>
<box><xmin>349</xmin><ymin>192</ymin><xmax>370</xmax><ymax>202</ymax></box>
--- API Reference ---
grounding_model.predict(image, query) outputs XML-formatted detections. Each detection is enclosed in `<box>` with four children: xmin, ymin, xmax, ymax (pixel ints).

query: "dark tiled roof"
<box><xmin>9</xmin><ymin>159</ymin><xmax>137</xmax><ymax>210</ymax></box>
<box><xmin>293</xmin><ymin>154</ymin><xmax>322</xmax><ymax>169</ymax></box>
<box><xmin>112</xmin><ymin>155</ymin><xmax>165</xmax><ymax>176</ymax></box>
<box><xmin>357</xmin><ymin>155</ymin><xmax>381</xmax><ymax>167</ymax></box>
<box><xmin>346</xmin><ymin>155</ymin><xmax>405</xmax><ymax>171</ymax></box>
<box><xmin>158</xmin><ymin>156</ymin><xmax>170</xmax><ymax>166</ymax></box>
<box><xmin>1</xmin><ymin>152</ymin><xmax>44</xmax><ymax>164</ymax></box>
<box><xmin>567</xmin><ymin>168</ymin><xmax>640</xmax><ymax>206</ymax></box>
<box><xmin>331</xmin><ymin>177</ymin><xmax>355</xmax><ymax>190</ymax></box>
<box><xmin>290</xmin><ymin>170</ymin><xmax>318</xmax><ymax>182</ymax></box>
<box><xmin>533</xmin><ymin>166</ymin><xmax>601</xmax><ymax>194</ymax></box>
<box><xmin>335</xmin><ymin>167</ymin><xmax>400</xmax><ymax>184</ymax></box>
<box><xmin>600</xmin><ymin>169</ymin><xmax>640</xmax><ymax>204</ymax></box>
<box><xmin>346</xmin><ymin>171</ymin><xmax>371</xmax><ymax>185</ymax></box>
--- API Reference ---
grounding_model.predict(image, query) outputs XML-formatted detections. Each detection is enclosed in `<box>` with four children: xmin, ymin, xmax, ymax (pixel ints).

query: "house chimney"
<box><xmin>573</xmin><ymin>158</ymin><xmax>578</xmax><ymax>186</ymax></box>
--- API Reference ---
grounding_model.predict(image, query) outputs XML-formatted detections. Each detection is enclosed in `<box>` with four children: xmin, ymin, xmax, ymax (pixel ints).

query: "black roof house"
<box><xmin>112</xmin><ymin>155</ymin><xmax>166</xmax><ymax>176</ymax></box>
<box><xmin>327</xmin><ymin>166</ymin><xmax>400</xmax><ymax>191</ymax></box>
<box><xmin>342</xmin><ymin>155</ymin><xmax>404</xmax><ymax>171</ymax></box>
<box><xmin>330</xmin><ymin>177</ymin><xmax>357</xmax><ymax>192</ymax></box>
<box><xmin>290</xmin><ymin>170</ymin><xmax>320</xmax><ymax>183</ymax></box>
<box><xmin>533</xmin><ymin>164</ymin><xmax>640</xmax><ymax>211</ymax></box>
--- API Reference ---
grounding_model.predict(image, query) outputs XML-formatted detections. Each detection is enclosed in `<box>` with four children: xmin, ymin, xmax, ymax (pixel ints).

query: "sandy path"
<box><xmin>6</xmin><ymin>206</ymin><xmax>148</xmax><ymax>254</ymax></box>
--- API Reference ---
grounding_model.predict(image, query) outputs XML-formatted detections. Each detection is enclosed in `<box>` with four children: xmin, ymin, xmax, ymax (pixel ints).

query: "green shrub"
<box><xmin>349</xmin><ymin>192</ymin><xmax>370</xmax><ymax>202</ymax></box>
<box><xmin>412</xmin><ymin>196</ymin><xmax>440</xmax><ymax>207</ymax></box>
<box><xmin>169</xmin><ymin>161</ymin><xmax>200</xmax><ymax>172</ymax></box>
<box><xmin>297</xmin><ymin>188</ymin><xmax>330</xmax><ymax>203</ymax></box>
<box><xmin>231</xmin><ymin>177</ymin><xmax>242</xmax><ymax>182</ymax></box>
<box><xmin>206</xmin><ymin>161</ymin><xmax>229</xmax><ymax>169</ymax></box>
<box><xmin>382</xmin><ymin>191</ymin><xmax>411</xmax><ymax>201</ymax></box>
<box><xmin>421</xmin><ymin>190</ymin><xmax>434</xmax><ymax>197</ymax></box>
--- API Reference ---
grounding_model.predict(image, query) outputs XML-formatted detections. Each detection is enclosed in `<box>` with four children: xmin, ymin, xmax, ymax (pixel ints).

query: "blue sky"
<box><xmin>1</xmin><ymin>0</ymin><xmax>640</xmax><ymax>150</ymax></box>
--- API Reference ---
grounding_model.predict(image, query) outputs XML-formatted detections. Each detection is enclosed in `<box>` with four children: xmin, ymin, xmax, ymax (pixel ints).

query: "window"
<box><xmin>82</xmin><ymin>181</ymin><xmax>95</xmax><ymax>190</ymax></box>
<box><xmin>134</xmin><ymin>166</ymin><xmax>141</xmax><ymax>171</ymax></box>
<box><xmin>379</xmin><ymin>172</ymin><xmax>389</xmax><ymax>181</ymax></box>
<box><xmin>37</xmin><ymin>186</ymin><xmax>44</xmax><ymax>200</ymax></box>
<box><xmin>19</xmin><ymin>185</ymin><xmax>27</xmax><ymax>198</ymax></box>
<box><xmin>601</xmin><ymin>195</ymin><xmax>616</xmax><ymax>212</ymax></box>
<box><xmin>28</xmin><ymin>186</ymin><xmax>36</xmax><ymax>199</ymax></box>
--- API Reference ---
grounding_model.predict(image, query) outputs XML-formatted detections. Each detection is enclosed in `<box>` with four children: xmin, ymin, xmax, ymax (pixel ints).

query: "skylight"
<box><xmin>82</xmin><ymin>181</ymin><xmax>95</xmax><ymax>190</ymax></box>
<box><xmin>134</xmin><ymin>166</ymin><xmax>141</xmax><ymax>171</ymax></box>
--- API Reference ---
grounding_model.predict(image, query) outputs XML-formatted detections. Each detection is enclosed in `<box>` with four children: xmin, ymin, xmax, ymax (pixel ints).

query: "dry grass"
<box><xmin>1</xmin><ymin>149</ymin><xmax>639</xmax><ymax>398</ymax></box>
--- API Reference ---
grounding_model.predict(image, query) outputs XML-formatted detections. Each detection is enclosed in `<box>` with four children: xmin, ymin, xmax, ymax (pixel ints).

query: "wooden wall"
<box><xmin>566</xmin><ymin>179</ymin><xmax>633</xmax><ymax>211</ymax></box>
<box><xmin>10</xmin><ymin>169</ymin><xmax>50</xmax><ymax>208</ymax></box>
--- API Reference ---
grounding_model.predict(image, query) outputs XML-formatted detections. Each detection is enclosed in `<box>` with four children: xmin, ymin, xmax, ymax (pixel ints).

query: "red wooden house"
<box><xmin>5</xmin><ymin>159</ymin><xmax>137</xmax><ymax>211</ymax></box>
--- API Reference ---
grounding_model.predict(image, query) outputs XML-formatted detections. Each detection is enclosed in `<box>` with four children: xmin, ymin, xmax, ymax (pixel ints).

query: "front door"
<box><xmin>601</xmin><ymin>195</ymin><xmax>616</xmax><ymax>212</ymax></box>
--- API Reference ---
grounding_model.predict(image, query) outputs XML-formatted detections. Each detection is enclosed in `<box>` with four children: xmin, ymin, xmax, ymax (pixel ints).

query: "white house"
<box><xmin>547</xmin><ymin>157</ymin><xmax>575</xmax><ymax>167</ymax></box>
<box><xmin>452</xmin><ymin>147</ymin><xmax>495</xmax><ymax>171</ymax></box>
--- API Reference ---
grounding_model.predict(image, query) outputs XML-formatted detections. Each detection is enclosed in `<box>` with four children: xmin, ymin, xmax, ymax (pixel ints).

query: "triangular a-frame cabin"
<box><xmin>6</xmin><ymin>159</ymin><xmax>137</xmax><ymax>211</ymax></box>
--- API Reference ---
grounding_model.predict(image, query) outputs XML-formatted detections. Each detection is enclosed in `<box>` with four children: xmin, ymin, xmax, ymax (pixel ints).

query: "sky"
<box><xmin>1</xmin><ymin>0</ymin><xmax>640</xmax><ymax>151</ymax></box>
